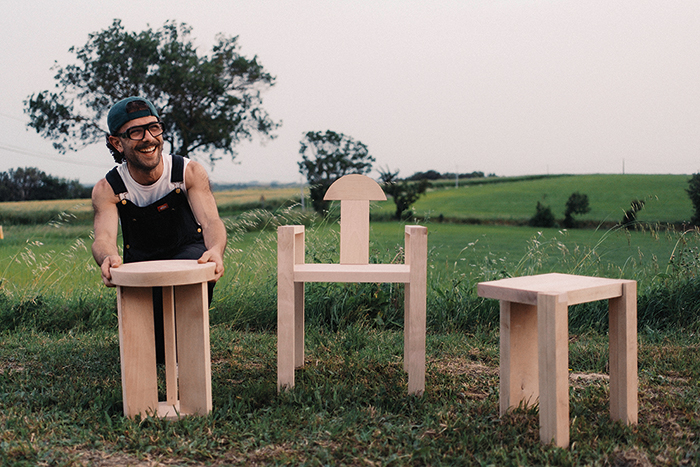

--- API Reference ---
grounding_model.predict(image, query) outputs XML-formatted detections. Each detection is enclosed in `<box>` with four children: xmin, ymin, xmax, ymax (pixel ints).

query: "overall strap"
<box><xmin>105</xmin><ymin>167</ymin><xmax>128</xmax><ymax>201</ymax></box>
<box><xmin>170</xmin><ymin>155</ymin><xmax>185</xmax><ymax>185</ymax></box>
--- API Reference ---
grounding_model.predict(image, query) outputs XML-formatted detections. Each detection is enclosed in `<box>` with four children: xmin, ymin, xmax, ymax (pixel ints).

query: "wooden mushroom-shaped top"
<box><xmin>323</xmin><ymin>174</ymin><xmax>386</xmax><ymax>264</ymax></box>
<box><xmin>324</xmin><ymin>174</ymin><xmax>387</xmax><ymax>201</ymax></box>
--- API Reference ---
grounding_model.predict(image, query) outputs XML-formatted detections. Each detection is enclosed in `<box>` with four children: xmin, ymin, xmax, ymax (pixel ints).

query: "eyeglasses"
<box><xmin>115</xmin><ymin>121</ymin><xmax>165</xmax><ymax>141</ymax></box>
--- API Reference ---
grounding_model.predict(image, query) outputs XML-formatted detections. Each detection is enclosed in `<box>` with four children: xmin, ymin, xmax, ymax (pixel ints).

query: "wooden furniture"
<box><xmin>477</xmin><ymin>273</ymin><xmax>637</xmax><ymax>447</ymax></box>
<box><xmin>110</xmin><ymin>259</ymin><xmax>215</xmax><ymax>419</ymax></box>
<box><xmin>277</xmin><ymin>174</ymin><xmax>428</xmax><ymax>394</ymax></box>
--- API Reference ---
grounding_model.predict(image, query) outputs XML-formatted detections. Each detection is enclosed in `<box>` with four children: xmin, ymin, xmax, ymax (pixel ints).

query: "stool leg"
<box><xmin>609</xmin><ymin>281</ymin><xmax>638</xmax><ymax>424</ymax></box>
<box><xmin>405</xmin><ymin>280</ymin><xmax>426</xmax><ymax>395</ymax></box>
<box><xmin>277</xmin><ymin>226</ymin><xmax>299</xmax><ymax>391</ymax></box>
<box><xmin>294</xmin><ymin>282</ymin><xmax>305</xmax><ymax>369</ymax></box>
<box><xmin>163</xmin><ymin>286</ymin><xmax>178</xmax><ymax>407</ymax></box>
<box><xmin>405</xmin><ymin>226</ymin><xmax>427</xmax><ymax>395</ymax></box>
<box><xmin>175</xmin><ymin>282</ymin><xmax>212</xmax><ymax>415</ymax></box>
<box><xmin>117</xmin><ymin>286</ymin><xmax>158</xmax><ymax>418</ymax></box>
<box><xmin>538</xmin><ymin>292</ymin><xmax>569</xmax><ymax>448</ymax></box>
<box><xmin>499</xmin><ymin>301</ymin><xmax>539</xmax><ymax>416</ymax></box>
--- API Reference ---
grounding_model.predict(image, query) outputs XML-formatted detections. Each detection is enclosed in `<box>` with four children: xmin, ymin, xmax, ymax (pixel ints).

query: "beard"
<box><xmin>123</xmin><ymin>140</ymin><xmax>163</xmax><ymax>173</ymax></box>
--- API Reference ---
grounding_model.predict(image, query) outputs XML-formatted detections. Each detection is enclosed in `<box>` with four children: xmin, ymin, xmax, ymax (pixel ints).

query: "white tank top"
<box><xmin>116</xmin><ymin>154</ymin><xmax>190</xmax><ymax>207</ymax></box>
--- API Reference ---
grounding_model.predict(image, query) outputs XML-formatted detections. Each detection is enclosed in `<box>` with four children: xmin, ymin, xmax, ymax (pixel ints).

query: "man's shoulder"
<box><xmin>92</xmin><ymin>178</ymin><xmax>119</xmax><ymax>205</ymax></box>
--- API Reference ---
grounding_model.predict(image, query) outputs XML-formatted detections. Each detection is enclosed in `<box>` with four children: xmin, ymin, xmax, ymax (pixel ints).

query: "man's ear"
<box><xmin>108</xmin><ymin>135</ymin><xmax>123</xmax><ymax>153</ymax></box>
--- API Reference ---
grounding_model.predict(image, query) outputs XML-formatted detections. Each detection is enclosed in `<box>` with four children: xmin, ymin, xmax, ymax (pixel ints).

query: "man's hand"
<box><xmin>100</xmin><ymin>255</ymin><xmax>123</xmax><ymax>287</ymax></box>
<box><xmin>198</xmin><ymin>249</ymin><xmax>225</xmax><ymax>282</ymax></box>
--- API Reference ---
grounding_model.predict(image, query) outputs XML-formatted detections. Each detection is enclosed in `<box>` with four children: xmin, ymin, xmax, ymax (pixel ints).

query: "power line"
<box><xmin>0</xmin><ymin>112</ymin><xmax>26</xmax><ymax>123</ymax></box>
<box><xmin>0</xmin><ymin>141</ymin><xmax>109</xmax><ymax>169</ymax></box>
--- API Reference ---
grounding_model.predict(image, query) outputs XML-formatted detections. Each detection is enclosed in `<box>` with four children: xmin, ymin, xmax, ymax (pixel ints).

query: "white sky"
<box><xmin>1</xmin><ymin>0</ymin><xmax>699</xmax><ymax>185</ymax></box>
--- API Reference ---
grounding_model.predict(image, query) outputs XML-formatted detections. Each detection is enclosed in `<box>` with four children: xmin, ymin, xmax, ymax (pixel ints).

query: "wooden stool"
<box><xmin>110</xmin><ymin>259</ymin><xmax>215</xmax><ymax>419</ymax></box>
<box><xmin>477</xmin><ymin>273</ymin><xmax>637</xmax><ymax>448</ymax></box>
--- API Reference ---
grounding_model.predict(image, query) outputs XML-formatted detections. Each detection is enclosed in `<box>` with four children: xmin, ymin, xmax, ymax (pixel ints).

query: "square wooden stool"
<box><xmin>477</xmin><ymin>273</ymin><xmax>637</xmax><ymax>447</ymax></box>
<box><xmin>110</xmin><ymin>259</ymin><xmax>215</xmax><ymax>419</ymax></box>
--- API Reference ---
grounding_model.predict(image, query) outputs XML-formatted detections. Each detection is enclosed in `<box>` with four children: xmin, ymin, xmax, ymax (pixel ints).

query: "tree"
<box><xmin>0</xmin><ymin>167</ymin><xmax>91</xmax><ymax>201</ymax></box>
<box><xmin>529</xmin><ymin>201</ymin><xmax>556</xmax><ymax>228</ymax></box>
<box><xmin>379</xmin><ymin>168</ymin><xmax>430</xmax><ymax>220</ymax></box>
<box><xmin>562</xmin><ymin>192</ymin><xmax>590</xmax><ymax>228</ymax></box>
<box><xmin>24</xmin><ymin>19</ymin><xmax>279</xmax><ymax>163</ymax></box>
<box><xmin>298</xmin><ymin>130</ymin><xmax>375</xmax><ymax>215</ymax></box>
<box><xmin>687</xmin><ymin>173</ymin><xmax>700</xmax><ymax>225</ymax></box>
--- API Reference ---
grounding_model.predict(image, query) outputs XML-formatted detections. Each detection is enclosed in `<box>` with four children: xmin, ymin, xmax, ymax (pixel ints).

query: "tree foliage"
<box><xmin>687</xmin><ymin>173</ymin><xmax>700</xmax><ymax>225</ymax></box>
<box><xmin>563</xmin><ymin>191</ymin><xmax>590</xmax><ymax>228</ymax></box>
<box><xmin>378</xmin><ymin>168</ymin><xmax>430</xmax><ymax>220</ymax></box>
<box><xmin>24</xmin><ymin>19</ymin><xmax>279</xmax><ymax>163</ymax></box>
<box><xmin>298</xmin><ymin>130</ymin><xmax>375</xmax><ymax>215</ymax></box>
<box><xmin>0</xmin><ymin>167</ymin><xmax>90</xmax><ymax>202</ymax></box>
<box><xmin>529</xmin><ymin>201</ymin><xmax>556</xmax><ymax>228</ymax></box>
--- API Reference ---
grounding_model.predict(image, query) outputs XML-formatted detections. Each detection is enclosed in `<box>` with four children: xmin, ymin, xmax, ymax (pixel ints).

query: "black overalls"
<box><xmin>105</xmin><ymin>155</ymin><xmax>214</xmax><ymax>363</ymax></box>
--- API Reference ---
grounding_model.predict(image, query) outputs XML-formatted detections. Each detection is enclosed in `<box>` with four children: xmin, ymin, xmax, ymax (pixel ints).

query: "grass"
<box><xmin>1</xmin><ymin>327</ymin><xmax>698</xmax><ymax>465</ymax></box>
<box><xmin>1</xmin><ymin>175</ymin><xmax>699</xmax><ymax>464</ymax></box>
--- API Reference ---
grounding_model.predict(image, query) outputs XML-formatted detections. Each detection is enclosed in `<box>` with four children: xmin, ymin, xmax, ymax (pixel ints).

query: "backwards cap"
<box><xmin>107</xmin><ymin>97</ymin><xmax>159</xmax><ymax>135</ymax></box>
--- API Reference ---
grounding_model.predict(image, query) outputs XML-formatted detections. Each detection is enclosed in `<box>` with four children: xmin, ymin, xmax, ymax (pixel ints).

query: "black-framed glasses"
<box><xmin>115</xmin><ymin>121</ymin><xmax>165</xmax><ymax>141</ymax></box>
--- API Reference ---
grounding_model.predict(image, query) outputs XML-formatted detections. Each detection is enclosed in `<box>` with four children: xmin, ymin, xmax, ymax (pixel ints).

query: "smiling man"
<box><xmin>91</xmin><ymin>96</ymin><xmax>227</xmax><ymax>362</ymax></box>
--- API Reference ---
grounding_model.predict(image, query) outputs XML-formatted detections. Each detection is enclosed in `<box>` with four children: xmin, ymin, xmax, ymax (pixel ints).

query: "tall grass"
<box><xmin>1</xmin><ymin>206</ymin><xmax>700</xmax><ymax>335</ymax></box>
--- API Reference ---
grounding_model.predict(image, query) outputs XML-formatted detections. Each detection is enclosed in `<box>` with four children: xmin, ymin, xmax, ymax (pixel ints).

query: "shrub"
<box><xmin>687</xmin><ymin>173</ymin><xmax>700</xmax><ymax>225</ymax></box>
<box><xmin>529</xmin><ymin>201</ymin><xmax>556</xmax><ymax>228</ymax></box>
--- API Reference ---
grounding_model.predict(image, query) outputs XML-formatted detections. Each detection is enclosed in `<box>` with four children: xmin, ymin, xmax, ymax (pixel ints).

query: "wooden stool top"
<box><xmin>110</xmin><ymin>260</ymin><xmax>216</xmax><ymax>287</ymax></box>
<box><xmin>478</xmin><ymin>273</ymin><xmax>634</xmax><ymax>306</ymax></box>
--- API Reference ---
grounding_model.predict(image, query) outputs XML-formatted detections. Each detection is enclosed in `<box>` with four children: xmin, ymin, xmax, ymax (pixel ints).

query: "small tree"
<box><xmin>378</xmin><ymin>168</ymin><xmax>430</xmax><ymax>220</ymax></box>
<box><xmin>687</xmin><ymin>173</ymin><xmax>700</xmax><ymax>225</ymax></box>
<box><xmin>298</xmin><ymin>130</ymin><xmax>374</xmax><ymax>215</ymax></box>
<box><xmin>529</xmin><ymin>201</ymin><xmax>556</xmax><ymax>228</ymax></box>
<box><xmin>563</xmin><ymin>192</ymin><xmax>590</xmax><ymax>228</ymax></box>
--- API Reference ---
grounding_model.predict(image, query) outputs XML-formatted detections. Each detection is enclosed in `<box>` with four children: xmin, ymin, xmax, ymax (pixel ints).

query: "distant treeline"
<box><xmin>405</xmin><ymin>170</ymin><xmax>494</xmax><ymax>181</ymax></box>
<box><xmin>0</xmin><ymin>167</ymin><xmax>91</xmax><ymax>202</ymax></box>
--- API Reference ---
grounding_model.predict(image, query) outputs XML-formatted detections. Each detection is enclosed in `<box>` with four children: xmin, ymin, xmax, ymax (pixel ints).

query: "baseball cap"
<box><xmin>107</xmin><ymin>97</ymin><xmax>159</xmax><ymax>135</ymax></box>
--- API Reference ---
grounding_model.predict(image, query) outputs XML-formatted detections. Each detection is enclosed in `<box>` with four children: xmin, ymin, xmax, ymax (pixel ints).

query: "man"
<box><xmin>91</xmin><ymin>96</ymin><xmax>227</xmax><ymax>361</ymax></box>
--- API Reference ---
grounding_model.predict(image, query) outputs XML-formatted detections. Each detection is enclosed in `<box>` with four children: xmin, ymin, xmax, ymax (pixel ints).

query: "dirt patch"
<box><xmin>64</xmin><ymin>449</ymin><xmax>180</xmax><ymax>466</ymax></box>
<box><xmin>430</xmin><ymin>357</ymin><xmax>498</xmax><ymax>377</ymax></box>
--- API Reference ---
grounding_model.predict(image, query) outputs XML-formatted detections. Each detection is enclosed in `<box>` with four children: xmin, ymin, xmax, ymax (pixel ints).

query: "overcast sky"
<box><xmin>1</xmin><ymin>1</ymin><xmax>699</xmax><ymax>185</ymax></box>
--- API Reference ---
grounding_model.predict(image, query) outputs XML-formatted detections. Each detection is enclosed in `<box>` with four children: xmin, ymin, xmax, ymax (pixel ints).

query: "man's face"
<box><xmin>110</xmin><ymin>116</ymin><xmax>164</xmax><ymax>172</ymax></box>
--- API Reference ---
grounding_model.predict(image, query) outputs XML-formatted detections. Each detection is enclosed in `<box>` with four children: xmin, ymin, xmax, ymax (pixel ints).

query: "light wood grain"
<box><xmin>110</xmin><ymin>260</ymin><xmax>215</xmax><ymax>287</ymax></box>
<box><xmin>278</xmin><ymin>174</ymin><xmax>428</xmax><ymax>395</ymax></box>
<box><xmin>114</xmin><ymin>259</ymin><xmax>214</xmax><ymax>419</ymax></box>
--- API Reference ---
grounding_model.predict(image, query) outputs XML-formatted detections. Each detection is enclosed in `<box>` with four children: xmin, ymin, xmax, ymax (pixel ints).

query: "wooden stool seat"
<box><xmin>111</xmin><ymin>259</ymin><xmax>215</xmax><ymax>419</ymax></box>
<box><xmin>477</xmin><ymin>273</ymin><xmax>638</xmax><ymax>447</ymax></box>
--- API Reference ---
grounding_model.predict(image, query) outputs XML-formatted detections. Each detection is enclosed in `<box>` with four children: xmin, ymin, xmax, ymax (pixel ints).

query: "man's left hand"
<box><xmin>198</xmin><ymin>249</ymin><xmax>225</xmax><ymax>281</ymax></box>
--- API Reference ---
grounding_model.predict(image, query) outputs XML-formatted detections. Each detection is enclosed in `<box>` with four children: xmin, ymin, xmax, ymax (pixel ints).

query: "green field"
<box><xmin>375</xmin><ymin>174</ymin><xmax>693</xmax><ymax>224</ymax></box>
<box><xmin>1</xmin><ymin>174</ymin><xmax>699</xmax><ymax>465</ymax></box>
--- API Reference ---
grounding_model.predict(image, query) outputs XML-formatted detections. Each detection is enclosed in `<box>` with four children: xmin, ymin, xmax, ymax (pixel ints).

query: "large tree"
<box><xmin>24</xmin><ymin>19</ymin><xmax>279</xmax><ymax>163</ymax></box>
<box><xmin>298</xmin><ymin>130</ymin><xmax>375</xmax><ymax>215</ymax></box>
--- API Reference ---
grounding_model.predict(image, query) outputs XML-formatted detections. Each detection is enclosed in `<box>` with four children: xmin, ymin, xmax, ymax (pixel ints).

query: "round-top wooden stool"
<box><xmin>110</xmin><ymin>259</ymin><xmax>215</xmax><ymax>419</ymax></box>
